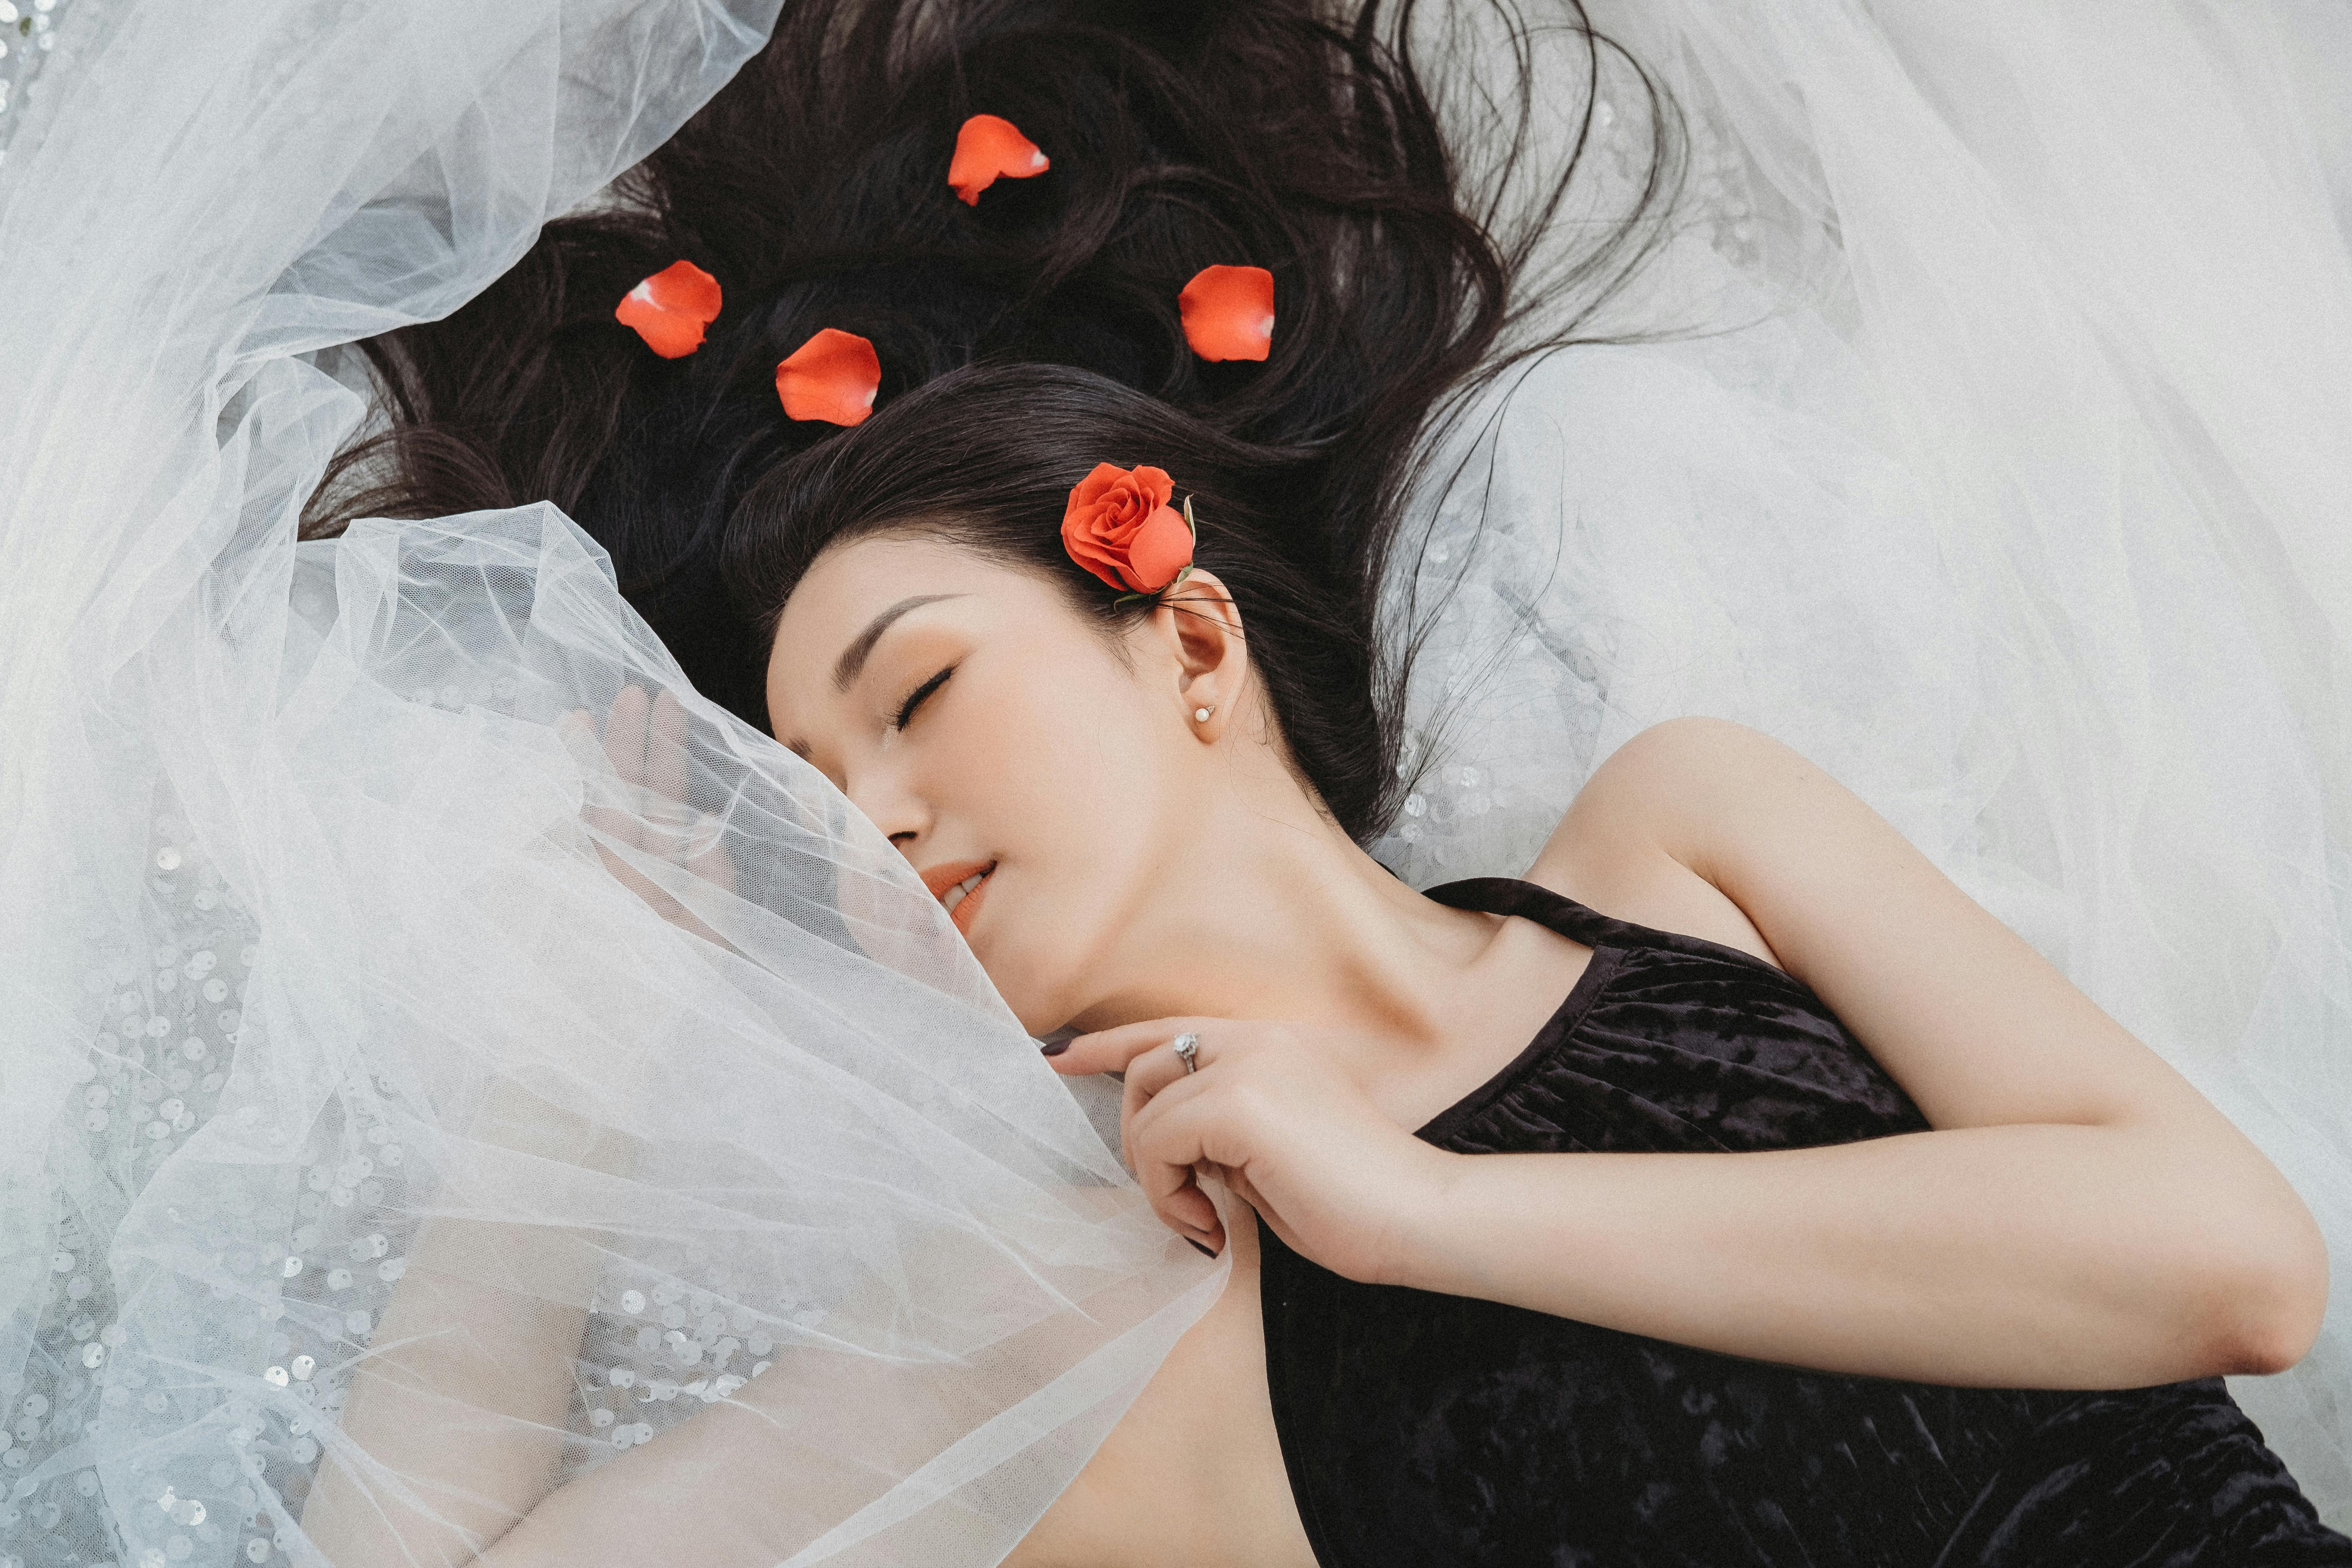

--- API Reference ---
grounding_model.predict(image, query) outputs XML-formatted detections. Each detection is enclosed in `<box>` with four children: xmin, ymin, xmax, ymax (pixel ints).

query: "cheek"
<box><xmin>957</xmin><ymin>653</ymin><xmax>1166</xmax><ymax>856</ymax></box>
<box><xmin>934</xmin><ymin>649</ymin><xmax>1183</xmax><ymax>989</ymax></box>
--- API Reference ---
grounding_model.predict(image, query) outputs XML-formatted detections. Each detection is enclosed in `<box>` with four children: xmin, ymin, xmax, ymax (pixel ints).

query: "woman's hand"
<box><xmin>557</xmin><ymin>684</ymin><xmax>740</xmax><ymax>954</ymax></box>
<box><xmin>1046</xmin><ymin>1018</ymin><xmax>1456</xmax><ymax>1282</ymax></box>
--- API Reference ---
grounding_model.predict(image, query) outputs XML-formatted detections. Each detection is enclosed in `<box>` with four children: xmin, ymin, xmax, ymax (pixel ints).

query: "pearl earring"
<box><xmin>1194</xmin><ymin>705</ymin><xmax>1215</xmax><ymax>722</ymax></box>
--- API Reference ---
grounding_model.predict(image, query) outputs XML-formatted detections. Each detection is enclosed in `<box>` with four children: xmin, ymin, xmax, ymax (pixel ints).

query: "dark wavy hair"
<box><xmin>305</xmin><ymin>0</ymin><xmax>1685</xmax><ymax>844</ymax></box>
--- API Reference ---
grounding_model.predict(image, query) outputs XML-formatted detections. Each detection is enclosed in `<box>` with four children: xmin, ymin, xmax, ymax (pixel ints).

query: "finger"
<box><xmin>1222</xmin><ymin>1165</ymin><xmax>1304</xmax><ymax>1257</ymax></box>
<box><xmin>604</xmin><ymin>683</ymin><xmax>651</xmax><ymax>786</ymax></box>
<box><xmin>565</xmin><ymin>708</ymin><xmax>629</xmax><ymax>853</ymax></box>
<box><xmin>1049</xmin><ymin>1016</ymin><xmax>1225</xmax><ymax>1077</ymax></box>
<box><xmin>1124</xmin><ymin>1062</ymin><xmax>1218</xmax><ymax>1160</ymax></box>
<box><xmin>588</xmin><ymin>837</ymin><xmax>686</xmax><ymax>928</ymax></box>
<box><xmin>1147</xmin><ymin>1164</ymin><xmax>1221</xmax><ymax>1242</ymax></box>
<box><xmin>648</xmin><ymin>689</ymin><xmax>690</xmax><ymax>811</ymax></box>
<box><xmin>1117</xmin><ymin>1030</ymin><xmax>1222</xmax><ymax>1163</ymax></box>
<box><xmin>1118</xmin><ymin>1032</ymin><xmax>1223</xmax><ymax>1126</ymax></box>
<box><xmin>687</xmin><ymin>839</ymin><xmax>740</xmax><ymax>896</ymax></box>
<box><xmin>600</xmin><ymin>684</ymin><xmax>656</xmax><ymax>858</ymax></box>
<box><xmin>1120</xmin><ymin>1060</ymin><xmax>1154</xmax><ymax>1174</ymax></box>
<box><xmin>1131</xmin><ymin>1118</ymin><xmax>1224</xmax><ymax>1240</ymax></box>
<box><xmin>555</xmin><ymin>707</ymin><xmax>600</xmax><ymax>765</ymax></box>
<box><xmin>1124</xmin><ymin>1080</ymin><xmax>1231</xmax><ymax>1243</ymax></box>
<box><xmin>581</xmin><ymin>800</ymin><xmax>644</xmax><ymax>849</ymax></box>
<box><xmin>695</xmin><ymin>774</ymin><xmax>744</xmax><ymax>893</ymax></box>
<box><xmin>1221</xmin><ymin>1164</ymin><xmax>1269</xmax><ymax>1220</ymax></box>
<box><xmin>1198</xmin><ymin>1162</ymin><xmax>1245</xmax><ymax>1248</ymax></box>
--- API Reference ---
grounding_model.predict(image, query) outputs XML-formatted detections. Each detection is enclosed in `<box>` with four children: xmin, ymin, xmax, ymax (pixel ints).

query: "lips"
<box><xmin>919</xmin><ymin>858</ymin><xmax>996</xmax><ymax>937</ymax></box>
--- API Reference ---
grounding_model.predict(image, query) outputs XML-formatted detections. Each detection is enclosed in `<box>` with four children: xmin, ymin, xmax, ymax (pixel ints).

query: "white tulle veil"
<box><xmin>0</xmin><ymin>2</ymin><xmax>1222</xmax><ymax>1563</ymax></box>
<box><xmin>0</xmin><ymin>2</ymin><xmax>2346</xmax><ymax>1566</ymax></box>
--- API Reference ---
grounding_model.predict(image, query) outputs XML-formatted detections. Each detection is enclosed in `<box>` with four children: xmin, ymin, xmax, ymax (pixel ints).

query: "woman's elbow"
<box><xmin>2206</xmin><ymin>1200</ymin><xmax>2331</xmax><ymax>1378</ymax></box>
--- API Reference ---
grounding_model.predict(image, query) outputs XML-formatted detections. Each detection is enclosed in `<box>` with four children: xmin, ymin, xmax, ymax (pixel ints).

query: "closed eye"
<box><xmin>892</xmin><ymin>663</ymin><xmax>955</xmax><ymax>730</ymax></box>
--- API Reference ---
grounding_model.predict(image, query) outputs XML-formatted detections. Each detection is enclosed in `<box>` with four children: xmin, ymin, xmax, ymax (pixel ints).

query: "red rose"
<box><xmin>1060</xmin><ymin>463</ymin><xmax>1195</xmax><ymax>593</ymax></box>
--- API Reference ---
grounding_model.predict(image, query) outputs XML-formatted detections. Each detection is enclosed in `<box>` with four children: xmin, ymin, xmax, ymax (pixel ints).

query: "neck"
<box><xmin>1067</xmin><ymin>756</ymin><xmax>1496</xmax><ymax>1050</ymax></box>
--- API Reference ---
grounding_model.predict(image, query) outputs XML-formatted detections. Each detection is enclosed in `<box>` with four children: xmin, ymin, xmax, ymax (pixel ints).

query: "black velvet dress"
<box><xmin>1258</xmin><ymin>876</ymin><xmax>2352</xmax><ymax>1567</ymax></box>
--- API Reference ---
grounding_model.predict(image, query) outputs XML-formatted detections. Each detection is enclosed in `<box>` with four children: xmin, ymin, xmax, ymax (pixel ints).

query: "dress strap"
<box><xmin>1422</xmin><ymin>875</ymin><xmax>1790</xmax><ymax>977</ymax></box>
<box><xmin>1421</xmin><ymin>875</ymin><xmax>1629</xmax><ymax>949</ymax></box>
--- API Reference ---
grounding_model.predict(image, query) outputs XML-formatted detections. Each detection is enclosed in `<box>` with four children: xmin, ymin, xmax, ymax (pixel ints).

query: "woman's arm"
<box><xmin>1082</xmin><ymin>716</ymin><xmax>2328</xmax><ymax>1390</ymax></box>
<box><xmin>301</xmin><ymin>692</ymin><xmax>722</xmax><ymax>1562</ymax></box>
<box><xmin>1387</xmin><ymin>716</ymin><xmax>2324</xmax><ymax>1387</ymax></box>
<box><xmin>299</xmin><ymin>1077</ymin><xmax>641</xmax><ymax>1563</ymax></box>
<box><xmin>1395</xmin><ymin>1118</ymin><xmax>2309</xmax><ymax>1387</ymax></box>
<box><xmin>297</xmin><ymin>1079</ymin><xmax>852</xmax><ymax>1567</ymax></box>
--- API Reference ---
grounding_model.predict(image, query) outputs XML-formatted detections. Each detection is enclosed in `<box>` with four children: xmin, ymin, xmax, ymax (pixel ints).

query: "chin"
<box><xmin>972</xmin><ymin>928</ymin><xmax>1090</xmax><ymax>1041</ymax></box>
<box><xmin>965</xmin><ymin>866</ymin><xmax>1135</xmax><ymax>1039</ymax></box>
<box><xmin>989</xmin><ymin>977</ymin><xmax>1070</xmax><ymax>1041</ymax></box>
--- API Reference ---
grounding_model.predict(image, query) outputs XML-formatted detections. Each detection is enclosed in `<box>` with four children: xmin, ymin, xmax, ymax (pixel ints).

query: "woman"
<box><xmin>3</xmin><ymin>0</ymin><xmax>2348</xmax><ymax>1564</ymax></box>
<box><xmin>739</xmin><ymin>403</ymin><xmax>2346</xmax><ymax>1565</ymax></box>
<box><xmin>277</xmin><ymin>0</ymin><xmax>2352</xmax><ymax>1560</ymax></box>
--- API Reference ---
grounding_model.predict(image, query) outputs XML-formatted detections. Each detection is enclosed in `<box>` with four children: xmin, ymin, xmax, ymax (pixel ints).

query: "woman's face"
<box><xmin>765</xmin><ymin>533</ymin><xmax>1239</xmax><ymax>1035</ymax></box>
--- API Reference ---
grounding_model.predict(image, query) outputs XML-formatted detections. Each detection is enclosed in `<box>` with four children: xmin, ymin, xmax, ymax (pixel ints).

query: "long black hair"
<box><xmin>306</xmin><ymin>0</ymin><xmax>1685</xmax><ymax>843</ymax></box>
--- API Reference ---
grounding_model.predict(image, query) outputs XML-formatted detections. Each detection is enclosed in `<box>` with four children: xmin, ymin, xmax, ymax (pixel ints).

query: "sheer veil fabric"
<box><xmin>0</xmin><ymin>11</ymin><xmax>2345</xmax><ymax>1568</ymax></box>
<box><xmin>0</xmin><ymin>2</ymin><xmax>1224</xmax><ymax>1564</ymax></box>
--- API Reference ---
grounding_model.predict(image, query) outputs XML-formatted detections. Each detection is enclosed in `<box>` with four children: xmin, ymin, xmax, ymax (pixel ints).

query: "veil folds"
<box><xmin>0</xmin><ymin>3</ymin><xmax>2348</xmax><ymax>1567</ymax></box>
<box><xmin>0</xmin><ymin>2</ymin><xmax>1218</xmax><ymax>1564</ymax></box>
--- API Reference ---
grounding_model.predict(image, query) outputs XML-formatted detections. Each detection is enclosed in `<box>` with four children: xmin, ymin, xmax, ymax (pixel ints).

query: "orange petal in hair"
<box><xmin>949</xmin><ymin>114</ymin><xmax>1050</xmax><ymax>206</ymax></box>
<box><xmin>775</xmin><ymin>328</ymin><xmax>882</xmax><ymax>426</ymax></box>
<box><xmin>1177</xmin><ymin>264</ymin><xmax>1275</xmax><ymax>362</ymax></box>
<box><xmin>614</xmin><ymin>259</ymin><xmax>723</xmax><ymax>358</ymax></box>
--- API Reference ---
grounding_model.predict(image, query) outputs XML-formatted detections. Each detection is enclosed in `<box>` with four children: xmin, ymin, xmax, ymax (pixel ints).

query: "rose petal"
<box><xmin>1068</xmin><ymin>462</ymin><xmax>1128</xmax><ymax>515</ymax></box>
<box><xmin>1124</xmin><ymin>504</ymin><xmax>1195</xmax><ymax>592</ymax></box>
<box><xmin>615</xmin><ymin>259</ymin><xmax>722</xmax><ymax>358</ymax></box>
<box><xmin>775</xmin><ymin>329</ymin><xmax>882</xmax><ymax>426</ymax></box>
<box><xmin>1177</xmin><ymin>264</ymin><xmax>1275</xmax><ymax>362</ymax></box>
<box><xmin>949</xmin><ymin>114</ymin><xmax>1051</xmax><ymax>206</ymax></box>
<box><xmin>1062</xmin><ymin>529</ymin><xmax>1131</xmax><ymax>593</ymax></box>
<box><xmin>1127</xmin><ymin>465</ymin><xmax>1175</xmax><ymax>510</ymax></box>
<box><xmin>638</xmin><ymin>259</ymin><xmax>723</xmax><ymax>321</ymax></box>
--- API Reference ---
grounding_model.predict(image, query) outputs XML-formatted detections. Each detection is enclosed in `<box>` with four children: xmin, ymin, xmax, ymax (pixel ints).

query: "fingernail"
<box><xmin>1039</xmin><ymin>1039</ymin><xmax>1069</xmax><ymax>1057</ymax></box>
<box><xmin>1186</xmin><ymin>1238</ymin><xmax>1216</xmax><ymax>1259</ymax></box>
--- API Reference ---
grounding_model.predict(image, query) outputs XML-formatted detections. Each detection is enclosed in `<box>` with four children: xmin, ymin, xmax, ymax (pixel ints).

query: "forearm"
<box><xmin>1394</xmin><ymin>1122</ymin><xmax>2279</xmax><ymax>1389</ymax></box>
<box><xmin>301</xmin><ymin>1079</ymin><xmax>639</xmax><ymax>1565</ymax></box>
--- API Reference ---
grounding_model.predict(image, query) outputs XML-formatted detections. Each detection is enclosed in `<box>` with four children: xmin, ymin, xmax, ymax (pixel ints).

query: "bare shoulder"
<box><xmin>1523</xmin><ymin>713</ymin><xmax>2247</xmax><ymax>1136</ymax></box>
<box><xmin>1523</xmin><ymin>717</ymin><xmax>1790</xmax><ymax>972</ymax></box>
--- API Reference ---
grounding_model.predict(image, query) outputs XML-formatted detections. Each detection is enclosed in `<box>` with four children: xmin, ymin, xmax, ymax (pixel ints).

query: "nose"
<box><xmin>840</xmin><ymin>757</ymin><xmax>930</xmax><ymax>858</ymax></box>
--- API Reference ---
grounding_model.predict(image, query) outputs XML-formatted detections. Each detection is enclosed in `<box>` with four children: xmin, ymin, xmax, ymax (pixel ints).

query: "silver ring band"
<box><xmin>1171</xmin><ymin>1032</ymin><xmax>1200</xmax><ymax>1074</ymax></box>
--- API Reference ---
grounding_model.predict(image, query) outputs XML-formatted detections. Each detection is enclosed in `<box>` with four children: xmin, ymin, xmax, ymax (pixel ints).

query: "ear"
<box><xmin>1149</xmin><ymin>567</ymin><xmax>1247</xmax><ymax>739</ymax></box>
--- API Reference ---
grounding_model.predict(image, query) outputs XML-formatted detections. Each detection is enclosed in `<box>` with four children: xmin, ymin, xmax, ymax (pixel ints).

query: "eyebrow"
<box><xmin>832</xmin><ymin>593</ymin><xmax>966</xmax><ymax>693</ymax></box>
<box><xmin>781</xmin><ymin>592</ymin><xmax>972</xmax><ymax>758</ymax></box>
